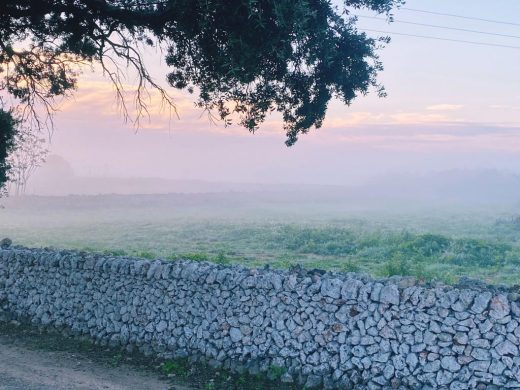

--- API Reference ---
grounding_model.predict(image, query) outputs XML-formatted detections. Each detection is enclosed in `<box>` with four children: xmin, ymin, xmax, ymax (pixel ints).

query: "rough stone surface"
<box><xmin>379</xmin><ymin>285</ymin><xmax>400</xmax><ymax>306</ymax></box>
<box><xmin>441</xmin><ymin>356</ymin><xmax>461</xmax><ymax>372</ymax></box>
<box><xmin>1</xmin><ymin>247</ymin><xmax>520</xmax><ymax>389</ymax></box>
<box><xmin>489</xmin><ymin>294</ymin><xmax>510</xmax><ymax>320</ymax></box>
<box><xmin>0</xmin><ymin>238</ymin><xmax>11</xmax><ymax>249</ymax></box>
<box><xmin>471</xmin><ymin>292</ymin><xmax>492</xmax><ymax>314</ymax></box>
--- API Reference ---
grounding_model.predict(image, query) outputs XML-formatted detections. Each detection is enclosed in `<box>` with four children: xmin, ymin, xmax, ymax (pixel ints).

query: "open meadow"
<box><xmin>2</xmin><ymin>189</ymin><xmax>520</xmax><ymax>286</ymax></box>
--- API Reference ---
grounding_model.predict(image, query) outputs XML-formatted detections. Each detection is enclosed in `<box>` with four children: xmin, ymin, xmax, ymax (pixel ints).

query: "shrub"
<box><xmin>380</xmin><ymin>253</ymin><xmax>413</xmax><ymax>277</ymax></box>
<box><xmin>407</xmin><ymin>234</ymin><xmax>451</xmax><ymax>257</ymax></box>
<box><xmin>447</xmin><ymin>239</ymin><xmax>511</xmax><ymax>267</ymax></box>
<box><xmin>277</xmin><ymin>226</ymin><xmax>357</xmax><ymax>256</ymax></box>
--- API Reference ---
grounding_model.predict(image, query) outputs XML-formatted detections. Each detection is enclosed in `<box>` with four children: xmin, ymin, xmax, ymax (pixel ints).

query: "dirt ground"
<box><xmin>0</xmin><ymin>321</ymin><xmax>296</xmax><ymax>390</ymax></box>
<box><xmin>0</xmin><ymin>324</ymin><xmax>191</xmax><ymax>390</ymax></box>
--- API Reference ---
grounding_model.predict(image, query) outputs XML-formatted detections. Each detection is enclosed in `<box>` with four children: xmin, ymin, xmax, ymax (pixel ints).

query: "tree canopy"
<box><xmin>0</xmin><ymin>0</ymin><xmax>402</xmax><ymax>189</ymax></box>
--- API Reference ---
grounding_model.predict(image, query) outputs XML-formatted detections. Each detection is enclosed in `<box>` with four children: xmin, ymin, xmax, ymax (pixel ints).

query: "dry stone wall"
<box><xmin>1</xmin><ymin>247</ymin><xmax>520</xmax><ymax>389</ymax></box>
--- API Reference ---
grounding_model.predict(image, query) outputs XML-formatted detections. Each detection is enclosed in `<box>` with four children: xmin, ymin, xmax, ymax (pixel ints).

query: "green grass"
<box><xmin>161</xmin><ymin>359</ymin><xmax>190</xmax><ymax>377</ymax></box>
<box><xmin>2</xmin><ymin>195</ymin><xmax>520</xmax><ymax>285</ymax></box>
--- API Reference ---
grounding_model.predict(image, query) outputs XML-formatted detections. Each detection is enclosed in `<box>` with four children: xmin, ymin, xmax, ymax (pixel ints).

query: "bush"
<box><xmin>380</xmin><ymin>253</ymin><xmax>413</xmax><ymax>277</ymax></box>
<box><xmin>214</xmin><ymin>251</ymin><xmax>231</xmax><ymax>265</ymax></box>
<box><xmin>340</xmin><ymin>259</ymin><xmax>361</xmax><ymax>273</ymax></box>
<box><xmin>447</xmin><ymin>239</ymin><xmax>511</xmax><ymax>267</ymax></box>
<box><xmin>406</xmin><ymin>233</ymin><xmax>451</xmax><ymax>257</ymax></box>
<box><xmin>277</xmin><ymin>226</ymin><xmax>357</xmax><ymax>256</ymax></box>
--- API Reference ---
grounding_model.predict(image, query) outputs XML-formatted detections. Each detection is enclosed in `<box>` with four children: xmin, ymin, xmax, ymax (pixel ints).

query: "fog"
<box><xmin>18</xmin><ymin>152</ymin><xmax>520</xmax><ymax>212</ymax></box>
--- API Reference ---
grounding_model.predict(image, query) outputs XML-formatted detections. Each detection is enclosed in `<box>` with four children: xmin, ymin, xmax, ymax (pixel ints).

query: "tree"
<box><xmin>6</xmin><ymin>124</ymin><xmax>49</xmax><ymax>196</ymax></box>
<box><xmin>0</xmin><ymin>0</ymin><xmax>403</xmax><ymax>189</ymax></box>
<box><xmin>0</xmin><ymin>109</ymin><xmax>18</xmax><ymax>196</ymax></box>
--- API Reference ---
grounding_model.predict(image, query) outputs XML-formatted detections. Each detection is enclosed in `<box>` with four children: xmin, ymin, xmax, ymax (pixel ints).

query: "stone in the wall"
<box><xmin>229</xmin><ymin>327</ymin><xmax>242</xmax><ymax>343</ymax></box>
<box><xmin>0</xmin><ymin>238</ymin><xmax>12</xmax><ymax>249</ymax></box>
<box><xmin>471</xmin><ymin>292</ymin><xmax>492</xmax><ymax>314</ymax></box>
<box><xmin>379</xmin><ymin>285</ymin><xmax>399</xmax><ymax>306</ymax></box>
<box><xmin>489</xmin><ymin>294</ymin><xmax>510</xmax><ymax>320</ymax></box>
<box><xmin>320</xmin><ymin>279</ymin><xmax>342</xmax><ymax>299</ymax></box>
<box><xmin>341</xmin><ymin>279</ymin><xmax>363</xmax><ymax>301</ymax></box>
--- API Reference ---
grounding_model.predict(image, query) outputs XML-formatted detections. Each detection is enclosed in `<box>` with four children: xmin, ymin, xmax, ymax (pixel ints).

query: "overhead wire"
<box><xmin>360</xmin><ymin>29</ymin><xmax>520</xmax><ymax>50</ymax></box>
<box><xmin>356</xmin><ymin>15</ymin><xmax>520</xmax><ymax>40</ymax></box>
<box><xmin>400</xmin><ymin>7</ymin><xmax>520</xmax><ymax>27</ymax></box>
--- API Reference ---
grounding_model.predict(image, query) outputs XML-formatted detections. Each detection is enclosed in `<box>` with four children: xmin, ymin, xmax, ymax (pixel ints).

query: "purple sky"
<box><xmin>40</xmin><ymin>0</ymin><xmax>520</xmax><ymax>186</ymax></box>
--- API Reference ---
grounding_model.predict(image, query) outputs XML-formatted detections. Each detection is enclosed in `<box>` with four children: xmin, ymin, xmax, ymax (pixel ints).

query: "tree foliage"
<box><xmin>0</xmin><ymin>110</ymin><xmax>18</xmax><ymax>195</ymax></box>
<box><xmin>6</xmin><ymin>125</ymin><xmax>49</xmax><ymax>196</ymax></box>
<box><xmin>0</xmin><ymin>0</ymin><xmax>402</xmax><ymax>187</ymax></box>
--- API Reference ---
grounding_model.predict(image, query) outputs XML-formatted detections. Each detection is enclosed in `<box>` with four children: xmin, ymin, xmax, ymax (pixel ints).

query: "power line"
<box><xmin>401</xmin><ymin>7</ymin><xmax>520</xmax><ymax>27</ymax></box>
<box><xmin>361</xmin><ymin>29</ymin><xmax>520</xmax><ymax>50</ymax></box>
<box><xmin>357</xmin><ymin>15</ymin><xmax>520</xmax><ymax>40</ymax></box>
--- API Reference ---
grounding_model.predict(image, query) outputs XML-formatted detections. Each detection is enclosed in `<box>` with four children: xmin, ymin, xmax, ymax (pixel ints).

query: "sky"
<box><xmin>37</xmin><ymin>0</ymin><xmax>520</xmax><ymax>187</ymax></box>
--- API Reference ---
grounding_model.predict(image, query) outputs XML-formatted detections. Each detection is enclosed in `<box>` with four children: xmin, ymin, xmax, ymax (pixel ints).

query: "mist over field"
<box><xmin>17</xmin><ymin>153</ymin><xmax>520</xmax><ymax>204</ymax></box>
<box><xmin>3</xmin><ymin>155</ymin><xmax>520</xmax><ymax>286</ymax></box>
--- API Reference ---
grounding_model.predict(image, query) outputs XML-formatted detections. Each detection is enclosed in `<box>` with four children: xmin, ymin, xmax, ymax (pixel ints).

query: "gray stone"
<box><xmin>156</xmin><ymin>320</ymin><xmax>167</xmax><ymax>332</ymax></box>
<box><xmin>320</xmin><ymin>278</ymin><xmax>342</xmax><ymax>299</ymax></box>
<box><xmin>489</xmin><ymin>359</ymin><xmax>506</xmax><ymax>375</ymax></box>
<box><xmin>450</xmin><ymin>381</ymin><xmax>469</xmax><ymax>390</ymax></box>
<box><xmin>437</xmin><ymin>370</ymin><xmax>454</xmax><ymax>386</ymax></box>
<box><xmin>230</xmin><ymin>327</ymin><xmax>242</xmax><ymax>343</ymax></box>
<box><xmin>468</xmin><ymin>360</ymin><xmax>490</xmax><ymax>372</ymax></box>
<box><xmin>441</xmin><ymin>356</ymin><xmax>461</xmax><ymax>372</ymax></box>
<box><xmin>305</xmin><ymin>374</ymin><xmax>322</xmax><ymax>389</ymax></box>
<box><xmin>392</xmin><ymin>355</ymin><xmax>406</xmax><ymax>371</ymax></box>
<box><xmin>280</xmin><ymin>372</ymin><xmax>293</xmax><ymax>383</ymax></box>
<box><xmin>270</xmin><ymin>274</ymin><xmax>283</xmax><ymax>290</ymax></box>
<box><xmin>379</xmin><ymin>285</ymin><xmax>400</xmax><ymax>305</ymax></box>
<box><xmin>454</xmin><ymin>332</ymin><xmax>469</xmax><ymax>345</ymax></box>
<box><xmin>470</xmin><ymin>339</ymin><xmax>490</xmax><ymax>349</ymax></box>
<box><xmin>471</xmin><ymin>348</ymin><xmax>491</xmax><ymax>361</ymax></box>
<box><xmin>383</xmin><ymin>364</ymin><xmax>395</xmax><ymax>380</ymax></box>
<box><xmin>471</xmin><ymin>292</ymin><xmax>492</xmax><ymax>314</ymax></box>
<box><xmin>0</xmin><ymin>238</ymin><xmax>12</xmax><ymax>249</ymax></box>
<box><xmin>406</xmin><ymin>353</ymin><xmax>418</xmax><ymax>370</ymax></box>
<box><xmin>495</xmin><ymin>340</ymin><xmax>518</xmax><ymax>356</ymax></box>
<box><xmin>489</xmin><ymin>294</ymin><xmax>510</xmax><ymax>320</ymax></box>
<box><xmin>341</xmin><ymin>279</ymin><xmax>363</xmax><ymax>300</ymax></box>
<box><xmin>423</xmin><ymin>360</ymin><xmax>441</xmax><ymax>373</ymax></box>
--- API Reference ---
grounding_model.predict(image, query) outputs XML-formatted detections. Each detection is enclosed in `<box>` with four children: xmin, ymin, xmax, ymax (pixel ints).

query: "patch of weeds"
<box><xmin>447</xmin><ymin>238</ymin><xmax>510</xmax><ymax>267</ymax></box>
<box><xmin>102</xmin><ymin>249</ymin><xmax>128</xmax><ymax>257</ymax></box>
<box><xmin>340</xmin><ymin>258</ymin><xmax>360</xmax><ymax>273</ymax></box>
<box><xmin>167</xmin><ymin>251</ymin><xmax>233</xmax><ymax>266</ymax></box>
<box><xmin>408</xmin><ymin>262</ymin><xmax>433</xmax><ymax>281</ymax></box>
<box><xmin>135</xmin><ymin>251</ymin><xmax>156</xmax><ymax>259</ymax></box>
<box><xmin>237</xmin><ymin>376</ymin><xmax>247</xmax><ymax>385</ymax></box>
<box><xmin>204</xmin><ymin>379</ymin><xmax>216</xmax><ymax>390</ymax></box>
<box><xmin>271</xmin><ymin>255</ymin><xmax>295</xmax><ymax>269</ymax></box>
<box><xmin>110</xmin><ymin>352</ymin><xmax>124</xmax><ymax>367</ymax></box>
<box><xmin>267</xmin><ymin>364</ymin><xmax>286</xmax><ymax>380</ymax></box>
<box><xmin>214</xmin><ymin>251</ymin><xmax>231</xmax><ymax>265</ymax></box>
<box><xmin>161</xmin><ymin>359</ymin><xmax>189</xmax><ymax>377</ymax></box>
<box><xmin>380</xmin><ymin>253</ymin><xmax>412</xmax><ymax>277</ymax></box>
<box><xmin>168</xmin><ymin>252</ymin><xmax>211</xmax><ymax>262</ymax></box>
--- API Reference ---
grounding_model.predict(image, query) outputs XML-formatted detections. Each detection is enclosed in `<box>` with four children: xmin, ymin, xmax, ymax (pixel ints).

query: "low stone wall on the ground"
<box><xmin>1</xmin><ymin>247</ymin><xmax>520</xmax><ymax>389</ymax></box>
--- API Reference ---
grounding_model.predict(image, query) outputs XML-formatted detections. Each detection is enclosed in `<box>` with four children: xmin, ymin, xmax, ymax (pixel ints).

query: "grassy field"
<box><xmin>2</xmin><ymin>193</ymin><xmax>520</xmax><ymax>285</ymax></box>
